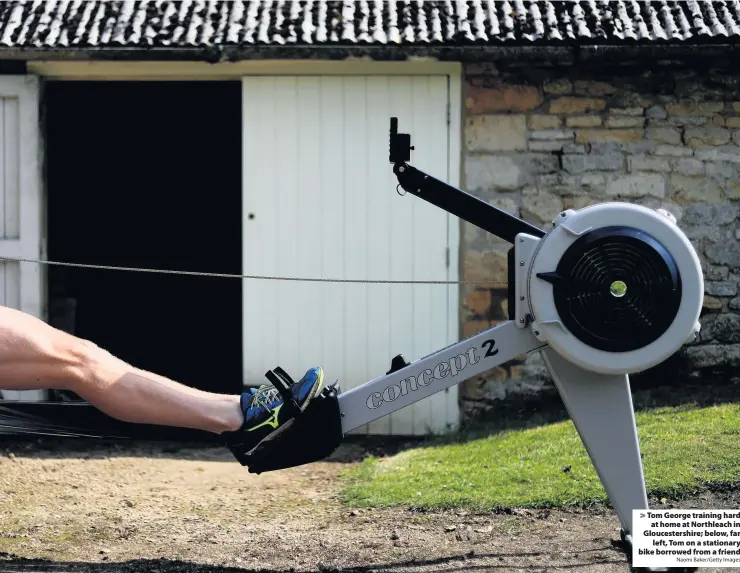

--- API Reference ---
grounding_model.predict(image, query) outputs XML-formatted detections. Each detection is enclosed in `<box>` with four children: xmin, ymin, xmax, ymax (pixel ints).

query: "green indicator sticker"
<box><xmin>610</xmin><ymin>280</ymin><xmax>627</xmax><ymax>298</ymax></box>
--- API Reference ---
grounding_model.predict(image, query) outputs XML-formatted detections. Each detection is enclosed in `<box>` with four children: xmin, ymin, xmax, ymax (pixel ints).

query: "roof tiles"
<box><xmin>0</xmin><ymin>1</ymin><xmax>739</xmax><ymax>49</ymax></box>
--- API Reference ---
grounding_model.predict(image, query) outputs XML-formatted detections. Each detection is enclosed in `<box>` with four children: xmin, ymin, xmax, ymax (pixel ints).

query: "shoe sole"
<box><xmin>302</xmin><ymin>368</ymin><xmax>324</xmax><ymax>409</ymax></box>
<box><xmin>299</xmin><ymin>367</ymin><xmax>324</xmax><ymax>412</ymax></box>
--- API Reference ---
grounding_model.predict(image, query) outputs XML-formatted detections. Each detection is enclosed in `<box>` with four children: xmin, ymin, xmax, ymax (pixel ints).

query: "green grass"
<box><xmin>340</xmin><ymin>403</ymin><xmax>740</xmax><ymax>511</ymax></box>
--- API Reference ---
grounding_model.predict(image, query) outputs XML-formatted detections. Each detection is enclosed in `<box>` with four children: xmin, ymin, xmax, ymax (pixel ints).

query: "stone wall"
<box><xmin>459</xmin><ymin>56</ymin><xmax>740</xmax><ymax>417</ymax></box>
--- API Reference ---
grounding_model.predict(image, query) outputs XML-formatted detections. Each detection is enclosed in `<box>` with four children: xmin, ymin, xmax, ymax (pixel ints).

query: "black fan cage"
<box><xmin>539</xmin><ymin>226</ymin><xmax>682</xmax><ymax>353</ymax></box>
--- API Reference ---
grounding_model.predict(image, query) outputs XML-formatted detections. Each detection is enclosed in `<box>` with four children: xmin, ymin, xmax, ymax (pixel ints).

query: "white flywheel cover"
<box><xmin>526</xmin><ymin>203</ymin><xmax>704</xmax><ymax>375</ymax></box>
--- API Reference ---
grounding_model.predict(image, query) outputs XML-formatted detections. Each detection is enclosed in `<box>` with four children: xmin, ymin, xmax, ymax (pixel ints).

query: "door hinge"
<box><xmin>445</xmin><ymin>247</ymin><xmax>450</xmax><ymax>268</ymax></box>
<box><xmin>446</xmin><ymin>102</ymin><xmax>450</xmax><ymax>125</ymax></box>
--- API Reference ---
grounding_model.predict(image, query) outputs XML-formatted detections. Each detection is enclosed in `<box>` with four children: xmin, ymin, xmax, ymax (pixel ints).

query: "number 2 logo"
<box><xmin>481</xmin><ymin>339</ymin><xmax>499</xmax><ymax>357</ymax></box>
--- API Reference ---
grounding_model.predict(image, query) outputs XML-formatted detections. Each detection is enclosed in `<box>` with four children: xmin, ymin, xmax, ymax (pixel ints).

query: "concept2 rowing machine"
<box><xmin>0</xmin><ymin>115</ymin><xmax>702</xmax><ymax>571</ymax></box>
<box><xmin>228</xmin><ymin>117</ymin><xmax>704</xmax><ymax>572</ymax></box>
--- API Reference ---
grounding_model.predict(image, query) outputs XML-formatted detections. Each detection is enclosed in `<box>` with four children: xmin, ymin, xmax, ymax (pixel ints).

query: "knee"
<box><xmin>61</xmin><ymin>338</ymin><xmax>104</xmax><ymax>392</ymax></box>
<box><xmin>65</xmin><ymin>338</ymin><xmax>128</xmax><ymax>394</ymax></box>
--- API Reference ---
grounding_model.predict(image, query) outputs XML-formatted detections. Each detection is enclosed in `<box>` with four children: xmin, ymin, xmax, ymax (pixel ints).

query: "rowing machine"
<box><xmin>236</xmin><ymin>117</ymin><xmax>703</xmax><ymax>572</ymax></box>
<box><xmin>0</xmin><ymin>113</ymin><xmax>700</xmax><ymax>570</ymax></box>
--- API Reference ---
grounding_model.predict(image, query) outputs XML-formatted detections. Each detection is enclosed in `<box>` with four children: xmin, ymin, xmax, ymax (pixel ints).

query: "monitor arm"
<box><xmin>389</xmin><ymin>117</ymin><xmax>546</xmax><ymax>244</ymax></box>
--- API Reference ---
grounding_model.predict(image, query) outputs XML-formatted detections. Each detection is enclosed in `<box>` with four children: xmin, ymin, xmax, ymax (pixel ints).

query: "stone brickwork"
<box><xmin>460</xmin><ymin>57</ymin><xmax>740</xmax><ymax>417</ymax></box>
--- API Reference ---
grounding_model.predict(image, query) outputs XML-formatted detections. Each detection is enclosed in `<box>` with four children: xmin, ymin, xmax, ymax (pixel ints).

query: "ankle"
<box><xmin>219</xmin><ymin>396</ymin><xmax>244</xmax><ymax>433</ymax></box>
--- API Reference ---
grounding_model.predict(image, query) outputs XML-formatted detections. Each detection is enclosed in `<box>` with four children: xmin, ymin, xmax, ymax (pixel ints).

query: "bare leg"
<box><xmin>0</xmin><ymin>306</ymin><xmax>243</xmax><ymax>434</ymax></box>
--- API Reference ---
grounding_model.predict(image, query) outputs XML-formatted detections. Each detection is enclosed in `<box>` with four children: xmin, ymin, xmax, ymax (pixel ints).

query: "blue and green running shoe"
<box><xmin>224</xmin><ymin>366</ymin><xmax>324</xmax><ymax>457</ymax></box>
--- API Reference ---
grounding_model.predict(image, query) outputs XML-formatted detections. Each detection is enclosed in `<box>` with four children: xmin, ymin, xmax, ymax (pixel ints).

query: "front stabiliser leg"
<box><xmin>541</xmin><ymin>349</ymin><xmax>648</xmax><ymax>538</ymax></box>
<box><xmin>542</xmin><ymin>350</ymin><xmax>699</xmax><ymax>573</ymax></box>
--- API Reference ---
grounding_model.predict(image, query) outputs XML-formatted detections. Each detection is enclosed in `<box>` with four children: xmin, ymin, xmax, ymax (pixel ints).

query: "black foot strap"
<box><xmin>273</xmin><ymin>366</ymin><xmax>296</xmax><ymax>386</ymax></box>
<box><xmin>227</xmin><ymin>382</ymin><xmax>344</xmax><ymax>474</ymax></box>
<box><xmin>264</xmin><ymin>368</ymin><xmax>300</xmax><ymax>415</ymax></box>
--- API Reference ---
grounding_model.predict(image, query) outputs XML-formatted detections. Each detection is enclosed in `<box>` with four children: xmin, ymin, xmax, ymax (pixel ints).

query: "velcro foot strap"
<box><xmin>264</xmin><ymin>368</ymin><xmax>300</xmax><ymax>415</ymax></box>
<box><xmin>241</xmin><ymin>383</ymin><xmax>343</xmax><ymax>474</ymax></box>
<box><xmin>272</xmin><ymin>366</ymin><xmax>296</xmax><ymax>386</ymax></box>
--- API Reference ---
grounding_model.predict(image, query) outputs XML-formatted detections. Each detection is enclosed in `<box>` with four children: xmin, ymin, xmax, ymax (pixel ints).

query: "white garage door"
<box><xmin>242</xmin><ymin>75</ymin><xmax>458</xmax><ymax>435</ymax></box>
<box><xmin>0</xmin><ymin>76</ymin><xmax>44</xmax><ymax>401</ymax></box>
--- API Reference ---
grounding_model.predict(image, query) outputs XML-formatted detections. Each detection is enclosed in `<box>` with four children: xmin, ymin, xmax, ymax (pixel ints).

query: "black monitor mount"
<box><xmin>389</xmin><ymin>117</ymin><xmax>546</xmax><ymax>244</ymax></box>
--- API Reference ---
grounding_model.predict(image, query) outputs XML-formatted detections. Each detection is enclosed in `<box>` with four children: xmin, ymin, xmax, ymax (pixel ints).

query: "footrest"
<box><xmin>239</xmin><ymin>383</ymin><xmax>344</xmax><ymax>474</ymax></box>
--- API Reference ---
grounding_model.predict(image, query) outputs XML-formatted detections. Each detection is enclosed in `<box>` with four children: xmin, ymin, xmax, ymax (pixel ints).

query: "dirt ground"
<box><xmin>0</xmin><ymin>438</ymin><xmax>732</xmax><ymax>573</ymax></box>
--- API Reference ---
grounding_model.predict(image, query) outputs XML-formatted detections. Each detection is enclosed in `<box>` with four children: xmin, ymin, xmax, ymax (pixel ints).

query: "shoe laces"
<box><xmin>250</xmin><ymin>385</ymin><xmax>281</xmax><ymax>410</ymax></box>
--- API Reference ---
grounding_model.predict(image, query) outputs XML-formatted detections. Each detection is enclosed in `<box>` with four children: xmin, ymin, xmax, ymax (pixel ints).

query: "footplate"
<box><xmin>230</xmin><ymin>383</ymin><xmax>344</xmax><ymax>474</ymax></box>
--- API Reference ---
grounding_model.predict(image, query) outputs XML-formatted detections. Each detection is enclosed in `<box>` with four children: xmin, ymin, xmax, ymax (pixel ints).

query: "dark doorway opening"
<box><xmin>45</xmin><ymin>81</ymin><xmax>242</xmax><ymax>397</ymax></box>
